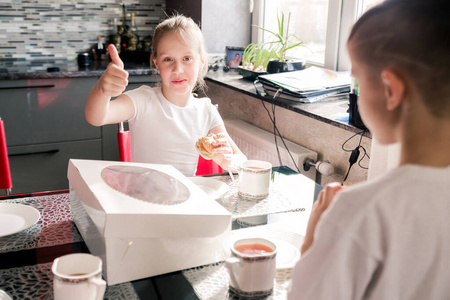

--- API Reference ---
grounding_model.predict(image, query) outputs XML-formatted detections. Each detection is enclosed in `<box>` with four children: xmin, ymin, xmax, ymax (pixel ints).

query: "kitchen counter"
<box><xmin>1</xmin><ymin>60</ymin><xmax>367</xmax><ymax>138</ymax></box>
<box><xmin>0</xmin><ymin>60</ymin><xmax>370</xmax><ymax>137</ymax></box>
<box><xmin>0</xmin><ymin>59</ymin><xmax>155</xmax><ymax>80</ymax></box>
<box><xmin>0</xmin><ymin>60</ymin><xmax>372</xmax><ymax>186</ymax></box>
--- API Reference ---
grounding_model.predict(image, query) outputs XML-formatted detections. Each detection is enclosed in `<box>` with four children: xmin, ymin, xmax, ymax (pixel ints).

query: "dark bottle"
<box><xmin>119</xmin><ymin>4</ymin><xmax>129</xmax><ymax>52</ymax></box>
<box><xmin>127</xmin><ymin>13</ymin><xmax>139</xmax><ymax>51</ymax></box>
<box><xmin>108</xmin><ymin>18</ymin><xmax>121</xmax><ymax>53</ymax></box>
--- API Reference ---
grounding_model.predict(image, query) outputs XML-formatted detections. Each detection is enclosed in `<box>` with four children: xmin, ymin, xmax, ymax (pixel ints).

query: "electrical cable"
<box><xmin>256</xmin><ymin>82</ymin><xmax>301</xmax><ymax>173</ymax></box>
<box><xmin>341</xmin><ymin>130</ymin><xmax>370</xmax><ymax>182</ymax></box>
<box><xmin>341</xmin><ymin>130</ymin><xmax>365</xmax><ymax>152</ymax></box>
<box><xmin>343</xmin><ymin>147</ymin><xmax>360</xmax><ymax>182</ymax></box>
<box><xmin>272</xmin><ymin>99</ymin><xmax>283</xmax><ymax>166</ymax></box>
<box><xmin>358</xmin><ymin>146</ymin><xmax>370</xmax><ymax>169</ymax></box>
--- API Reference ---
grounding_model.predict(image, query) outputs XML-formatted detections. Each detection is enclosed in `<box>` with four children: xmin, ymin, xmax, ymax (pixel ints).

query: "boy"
<box><xmin>289</xmin><ymin>0</ymin><xmax>450</xmax><ymax>299</ymax></box>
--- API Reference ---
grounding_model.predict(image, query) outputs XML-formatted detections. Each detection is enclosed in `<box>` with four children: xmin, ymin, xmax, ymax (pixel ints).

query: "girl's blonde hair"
<box><xmin>151</xmin><ymin>14</ymin><xmax>209</xmax><ymax>93</ymax></box>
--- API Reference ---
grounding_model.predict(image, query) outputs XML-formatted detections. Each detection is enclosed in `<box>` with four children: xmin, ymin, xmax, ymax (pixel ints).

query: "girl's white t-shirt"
<box><xmin>124</xmin><ymin>86</ymin><xmax>224</xmax><ymax>176</ymax></box>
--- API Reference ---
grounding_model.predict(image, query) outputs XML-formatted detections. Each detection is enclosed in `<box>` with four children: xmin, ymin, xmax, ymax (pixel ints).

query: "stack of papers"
<box><xmin>258</xmin><ymin>66</ymin><xmax>351</xmax><ymax>103</ymax></box>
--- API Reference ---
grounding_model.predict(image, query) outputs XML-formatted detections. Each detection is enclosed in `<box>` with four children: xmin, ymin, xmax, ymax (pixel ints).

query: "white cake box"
<box><xmin>67</xmin><ymin>159</ymin><xmax>231</xmax><ymax>285</ymax></box>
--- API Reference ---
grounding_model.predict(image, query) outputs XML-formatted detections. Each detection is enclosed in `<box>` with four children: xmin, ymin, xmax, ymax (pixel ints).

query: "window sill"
<box><xmin>205</xmin><ymin>69</ymin><xmax>371</xmax><ymax>138</ymax></box>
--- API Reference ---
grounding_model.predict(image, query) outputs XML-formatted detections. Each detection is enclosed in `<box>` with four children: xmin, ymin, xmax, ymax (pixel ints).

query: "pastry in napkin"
<box><xmin>195</xmin><ymin>133</ymin><xmax>225</xmax><ymax>160</ymax></box>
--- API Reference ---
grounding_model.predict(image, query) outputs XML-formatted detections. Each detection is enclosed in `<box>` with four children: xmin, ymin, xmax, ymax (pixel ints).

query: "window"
<box><xmin>252</xmin><ymin>0</ymin><xmax>383</xmax><ymax>71</ymax></box>
<box><xmin>263</xmin><ymin>0</ymin><xmax>329</xmax><ymax>66</ymax></box>
<box><xmin>361</xmin><ymin>0</ymin><xmax>384</xmax><ymax>12</ymax></box>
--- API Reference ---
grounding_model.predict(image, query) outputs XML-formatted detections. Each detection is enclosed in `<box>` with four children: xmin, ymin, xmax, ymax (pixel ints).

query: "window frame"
<box><xmin>251</xmin><ymin>0</ymin><xmax>364</xmax><ymax>71</ymax></box>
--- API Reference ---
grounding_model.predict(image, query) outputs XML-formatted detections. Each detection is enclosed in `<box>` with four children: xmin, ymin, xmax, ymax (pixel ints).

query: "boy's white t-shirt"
<box><xmin>288</xmin><ymin>164</ymin><xmax>450</xmax><ymax>300</ymax></box>
<box><xmin>124</xmin><ymin>86</ymin><xmax>224</xmax><ymax>176</ymax></box>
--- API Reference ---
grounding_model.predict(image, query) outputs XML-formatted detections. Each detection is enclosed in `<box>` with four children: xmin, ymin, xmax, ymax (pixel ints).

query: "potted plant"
<box><xmin>240</xmin><ymin>42</ymin><xmax>275</xmax><ymax>80</ymax></box>
<box><xmin>241</xmin><ymin>11</ymin><xmax>305</xmax><ymax>78</ymax></box>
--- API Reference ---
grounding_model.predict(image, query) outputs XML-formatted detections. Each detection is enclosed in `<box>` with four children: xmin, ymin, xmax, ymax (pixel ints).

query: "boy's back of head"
<box><xmin>348</xmin><ymin>0</ymin><xmax>450</xmax><ymax>118</ymax></box>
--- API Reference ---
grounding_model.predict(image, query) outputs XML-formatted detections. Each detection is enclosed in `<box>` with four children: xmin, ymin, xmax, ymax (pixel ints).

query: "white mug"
<box><xmin>238</xmin><ymin>160</ymin><xmax>272</xmax><ymax>200</ymax></box>
<box><xmin>225</xmin><ymin>238</ymin><xmax>277</xmax><ymax>297</ymax></box>
<box><xmin>52</xmin><ymin>253</ymin><xmax>106</xmax><ymax>300</ymax></box>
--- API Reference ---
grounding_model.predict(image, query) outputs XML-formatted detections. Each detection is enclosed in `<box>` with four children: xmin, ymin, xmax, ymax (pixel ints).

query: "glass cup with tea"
<box><xmin>225</xmin><ymin>237</ymin><xmax>277</xmax><ymax>297</ymax></box>
<box><xmin>52</xmin><ymin>253</ymin><xmax>106</xmax><ymax>300</ymax></box>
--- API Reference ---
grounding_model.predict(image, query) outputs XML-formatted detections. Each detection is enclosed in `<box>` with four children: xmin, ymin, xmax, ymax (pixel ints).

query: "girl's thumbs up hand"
<box><xmin>108</xmin><ymin>44</ymin><xmax>124</xmax><ymax>69</ymax></box>
<box><xmin>98</xmin><ymin>44</ymin><xmax>129</xmax><ymax>97</ymax></box>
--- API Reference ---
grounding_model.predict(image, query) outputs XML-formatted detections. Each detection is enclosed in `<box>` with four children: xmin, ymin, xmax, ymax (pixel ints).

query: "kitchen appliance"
<box><xmin>77</xmin><ymin>52</ymin><xmax>90</xmax><ymax>67</ymax></box>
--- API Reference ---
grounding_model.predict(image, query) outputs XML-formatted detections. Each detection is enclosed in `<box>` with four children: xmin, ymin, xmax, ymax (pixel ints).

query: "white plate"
<box><xmin>271</xmin><ymin>238</ymin><xmax>301</xmax><ymax>269</ymax></box>
<box><xmin>0</xmin><ymin>290</ymin><xmax>12</xmax><ymax>300</ymax></box>
<box><xmin>0</xmin><ymin>204</ymin><xmax>40</xmax><ymax>237</ymax></box>
<box><xmin>188</xmin><ymin>177</ymin><xmax>230</xmax><ymax>200</ymax></box>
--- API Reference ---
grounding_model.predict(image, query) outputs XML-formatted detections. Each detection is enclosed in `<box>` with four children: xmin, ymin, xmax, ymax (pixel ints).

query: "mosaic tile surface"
<box><xmin>213</xmin><ymin>175</ymin><xmax>310</xmax><ymax>219</ymax></box>
<box><xmin>0</xmin><ymin>193</ymin><xmax>82</xmax><ymax>254</ymax></box>
<box><xmin>183</xmin><ymin>262</ymin><xmax>292</xmax><ymax>300</ymax></box>
<box><xmin>0</xmin><ymin>262</ymin><xmax>138</xmax><ymax>300</ymax></box>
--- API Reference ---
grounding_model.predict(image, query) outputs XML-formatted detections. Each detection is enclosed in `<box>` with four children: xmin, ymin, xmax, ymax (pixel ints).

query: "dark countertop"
<box><xmin>205</xmin><ymin>68</ymin><xmax>371</xmax><ymax>137</ymax></box>
<box><xmin>0</xmin><ymin>59</ymin><xmax>153</xmax><ymax>80</ymax></box>
<box><xmin>0</xmin><ymin>59</ymin><xmax>370</xmax><ymax>137</ymax></box>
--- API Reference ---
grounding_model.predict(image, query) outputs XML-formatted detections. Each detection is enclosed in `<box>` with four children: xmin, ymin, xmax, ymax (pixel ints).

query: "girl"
<box><xmin>289</xmin><ymin>0</ymin><xmax>450</xmax><ymax>299</ymax></box>
<box><xmin>85</xmin><ymin>15</ymin><xmax>246</xmax><ymax>176</ymax></box>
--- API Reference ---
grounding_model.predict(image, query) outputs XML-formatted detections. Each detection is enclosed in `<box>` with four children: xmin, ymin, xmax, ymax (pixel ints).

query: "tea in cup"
<box><xmin>52</xmin><ymin>253</ymin><xmax>106</xmax><ymax>300</ymax></box>
<box><xmin>225</xmin><ymin>238</ymin><xmax>277</xmax><ymax>297</ymax></box>
<box><xmin>238</xmin><ymin>160</ymin><xmax>272</xmax><ymax>200</ymax></box>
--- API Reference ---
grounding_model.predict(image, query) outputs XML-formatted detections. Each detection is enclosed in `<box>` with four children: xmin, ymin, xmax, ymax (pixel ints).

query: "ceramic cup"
<box><xmin>52</xmin><ymin>253</ymin><xmax>106</xmax><ymax>300</ymax></box>
<box><xmin>238</xmin><ymin>160</ymin><xmax>272</xmax><ymax>200</ymax></box>
<box><xmin>225</xmin><ymin>238</ymin><xmax>277</xmax><ymax>297</ymax></box>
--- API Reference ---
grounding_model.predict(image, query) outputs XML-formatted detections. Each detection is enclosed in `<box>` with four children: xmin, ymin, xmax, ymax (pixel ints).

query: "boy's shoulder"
<box><xmin>340</xmin><ymin>166</ymin><xmax>413</xmax><ymax>202</ymax></box>
<box><xmin>335</xmin><ymin>164</ymin><xmax>449</xmax><ymax>214</ymax></box>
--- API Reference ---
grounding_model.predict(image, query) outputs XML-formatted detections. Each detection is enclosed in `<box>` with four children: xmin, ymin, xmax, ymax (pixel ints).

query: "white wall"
<box><xmin>201</xmin><ymin>0</ymin><xmax>252</xmax><ymax>54</ymax></box>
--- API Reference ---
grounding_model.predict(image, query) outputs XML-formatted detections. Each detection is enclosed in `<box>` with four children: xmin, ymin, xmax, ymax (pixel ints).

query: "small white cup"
<box><xmin>225</xmin><ymin>238</ymin><xmax>277</xmax><ymax>297</ymax></box>
<box><xmin>238</xmin><ymin>160</ymin><xmax>272</xmax><ymax>200</ymax></box>
<box><xmin>52</xmin><ymin>253</ymin><xmax>106</xmax><ymax>300</ymax></box>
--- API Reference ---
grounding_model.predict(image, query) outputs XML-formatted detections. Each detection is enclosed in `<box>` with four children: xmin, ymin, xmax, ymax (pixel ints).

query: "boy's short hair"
<box><xmin>348</xmin><ymin>0</ymin><xmax>450</xmax><ymax>118</ymax></box>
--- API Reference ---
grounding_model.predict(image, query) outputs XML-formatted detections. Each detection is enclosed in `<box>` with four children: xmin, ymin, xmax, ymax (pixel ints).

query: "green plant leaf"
<box><xmin>245</xmin><ymin>11</ymin><xmax>305</xmax><ymax>67</ymax></box>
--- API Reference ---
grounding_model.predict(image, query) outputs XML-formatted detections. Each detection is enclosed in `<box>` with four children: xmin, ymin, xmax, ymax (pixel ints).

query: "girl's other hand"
<box><xmin>211</xmin><ymin>133</ymin><xmax>233</xmax><ymax>169</ymax></box>
<box><xmin>301</xmin><ymin>182</ymin><xmax>345</xmax><ymax>255</ymax></box>
<box><xmin>99</xmin><ymin>45</ymin><xmax>129</xmax><ymax>98</ymax></box>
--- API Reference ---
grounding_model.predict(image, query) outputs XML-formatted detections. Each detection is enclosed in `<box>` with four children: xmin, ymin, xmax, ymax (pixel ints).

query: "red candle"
<box><xmin>0</xmin><ymin>119</ymin><xmax>12</xmax><ymax>190</ymax></box>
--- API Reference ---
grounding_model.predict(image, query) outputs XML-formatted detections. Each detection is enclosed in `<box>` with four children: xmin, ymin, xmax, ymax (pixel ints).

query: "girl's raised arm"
<box><xmin>85</xmin><ymin>45</ymin><xmax>134</xmax><ymax>126</ymax></box>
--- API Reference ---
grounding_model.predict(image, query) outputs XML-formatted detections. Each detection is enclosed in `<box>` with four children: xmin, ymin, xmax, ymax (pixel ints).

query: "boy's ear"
<box><xmin>381</xmin><ymin>70</ymin><xmax>405</xmax><ymax>111</ymax></box>
<box><xmin>152</xmin><ymin>59</ymin><xmax>158</xmax><ymax>69</ymax></box>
